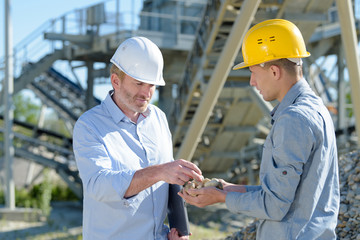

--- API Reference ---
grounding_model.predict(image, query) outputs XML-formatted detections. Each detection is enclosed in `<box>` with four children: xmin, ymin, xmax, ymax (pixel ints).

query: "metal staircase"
<box><xmin>168</xmin><ymin>0</ymin><xmax>343</xmax><ymax>182</ymax></box>
<box><xmin>30</xmin><ymin>67</ymin><xmax>100</xmax><ymax>125</ymax></box>
<box><xmin>1</xmin><ymin>0</ymin><xmax>359</xmax><ymax>197</ymax></box>
<box><xmin>0</xmin><ymin>116</ymin><xmax>81</xmax><ymax>198</ymax></box>
<box><xmin>0</xmin><ymin>63</ymin><xmax>97</xmax><ymax>198</ymax></box>
<box><xmin>168</xmin><ymin>0</ymin><xmax>268</xmax><ymax>181</ymax></box>
<box><xmin>0</xmin><ymin>0</ymin><xmax>207</xmax><ymax>197</ymax></box>
<box><xmin>7</xmin><ymin>65</ymin><xmax>101</xmax><ymax>197</ymax></box>
<box><xmin>14</xmin><ymin>51</ymin><xmax>64</xmax><ymax>95</ymax></box>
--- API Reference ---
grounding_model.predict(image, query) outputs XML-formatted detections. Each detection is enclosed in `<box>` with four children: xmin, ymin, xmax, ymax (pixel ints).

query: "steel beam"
<box><xmin>4</xmin><ymin>0</ymin><xmax>15</xmax><ymax>210</ymax></box>
<box><xmin>175</xmin><ymin>0</ymin><xmax>261</xmax><ymax>160</ymax></box>
<box><xmin>44</xmin><ymin>33</ymin><xmax>92</xmax><ymax>45</ymax></box>
<box><xmin>337</xmin><ymin>43</ymin><xmax>346</xmax><ymax>130</ymax></box>
<box><xmin>336</xmin><ymin>0</ymin><xmax>360</xmax><ymax>145</ymax></box>
<box><xmin>86</xmin><ymin>61</ymin><xmax>95</xmax><ymax>109</ymax></box>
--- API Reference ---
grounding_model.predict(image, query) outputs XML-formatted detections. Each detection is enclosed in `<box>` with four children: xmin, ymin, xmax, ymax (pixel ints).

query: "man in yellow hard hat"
<box><xmin>73</xmin><ymin>36</ymin><xmax>203</xmax><ymax>240</ymax></box>
<box><xmin>179</xmin><ymin>19</ymin><xmax>340</xmax><ymax>239</ymax></box>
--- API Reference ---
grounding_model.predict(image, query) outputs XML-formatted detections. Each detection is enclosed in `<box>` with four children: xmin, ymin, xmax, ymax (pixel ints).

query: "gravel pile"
<box><xmin>225</xmin><ymin>220</ymin><xmax>258</xmax><ymax>240</ymax></box>
<box><xmin>226</xmin><ymin>149</ymin><xmax>360</xmax><ymax>240</ymax></box>
<box><xmin>336</xmin><ymin>150</ymin><xmax>360</xmax><ymax>239</ymax></box>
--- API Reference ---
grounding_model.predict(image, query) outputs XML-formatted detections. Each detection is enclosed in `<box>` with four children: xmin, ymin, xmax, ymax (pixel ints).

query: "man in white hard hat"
<box><xmin>73</xmin><ymin>36</ymin><xmax>202</xmax><ymax>239</ymax></box>
<box><xmin>179</xmin><ymin>19</ymin><xmax>339</xmax><ymax>239</ymax></box>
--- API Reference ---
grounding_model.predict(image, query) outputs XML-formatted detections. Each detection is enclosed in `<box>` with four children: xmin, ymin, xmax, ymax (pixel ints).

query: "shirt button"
<box><xmin>282</xmin><ymin>171</ymin><xmax>287</xmax><ymax>175</ymax></box>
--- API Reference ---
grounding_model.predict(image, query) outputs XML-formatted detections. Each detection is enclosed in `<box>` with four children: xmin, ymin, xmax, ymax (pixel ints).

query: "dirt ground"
<box><xmin>0</xmin><ymin>201</ymin><xmax>254</xmax><ymax>240</ymax></box>
<box><xmin>0</xmin><ymin>201</ymin><xmax>83</xmax><ymax>240</ymax></box>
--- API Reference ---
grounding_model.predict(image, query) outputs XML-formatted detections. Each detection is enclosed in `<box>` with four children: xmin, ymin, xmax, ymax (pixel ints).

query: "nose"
<box><xmin>141</xmin><ymin>84</ymin><xmax>155</xmax><ymax>98</ymax></box>
<box><xmin>249</xmin><ymin>75</ymin><xmax>256</xmax><ymax>87</ymax></box>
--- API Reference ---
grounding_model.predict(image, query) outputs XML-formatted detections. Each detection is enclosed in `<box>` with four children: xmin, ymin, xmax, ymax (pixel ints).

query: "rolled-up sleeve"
<box><xmin>73</xmin><ymin>117</ymin><xmax>135</xmax><ymax>203</ymax></box>
<box><xmin>226</xmin><ymin>111</ymin><xmax>315</xmax><ymax>221</ymax></box>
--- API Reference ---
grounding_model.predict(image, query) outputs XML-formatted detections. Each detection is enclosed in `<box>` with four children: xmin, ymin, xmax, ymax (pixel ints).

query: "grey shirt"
<box><xmin>226</xmin><ymin>79</ymin><xmax>340</xmax><ymax>239</ymax></box>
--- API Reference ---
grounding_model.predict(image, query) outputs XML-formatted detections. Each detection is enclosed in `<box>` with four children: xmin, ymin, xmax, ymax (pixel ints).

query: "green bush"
<box><xmin>0</xmin><ymin>168</ymin><xmax>79</xmax><ymax>218</ymax></box>
<box><xmin>51</xmin><ymin>185</ymin><xmax>78</xmax><ymax>201</ymax></box>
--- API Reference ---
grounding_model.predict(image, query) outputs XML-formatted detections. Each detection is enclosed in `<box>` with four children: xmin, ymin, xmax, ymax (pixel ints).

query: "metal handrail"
<box><xmin>1</xmin><ymin>0</ymin><xmax>143</xmax><ymax>80</ymax></box>
<box><xmin>1</xmin><ymin>0</ymin><xmax>206</xmax><ymax>82</ymax></box>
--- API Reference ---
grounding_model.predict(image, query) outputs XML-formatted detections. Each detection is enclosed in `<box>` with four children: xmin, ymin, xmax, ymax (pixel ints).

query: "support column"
<box><xmin>175</xmin><ymin>0</ymin><xmax>261</xmax><ymax>160</ymax></box>
<box><xmin>4</xmin><ymin>0</ymin><xmax>15</xmax><ymax>209</ymax></box>
<box><xmin>336</xmin><ymin>0</ymin><xmax>360</xmax><ymax>145</ymax></box>
<box><xmin>337</xmin><ymin>43</ymin><xmax>346</xmax><ymax>130</ymax></box>
<box><xmin>86</xmin><ymin>61</ymin><xmax>95</xmax><ymax>110</ymax></box>
<box><xmin>158</xmin><ymin>85</ymin><xmax>173</xmax><ymax>116</ymax></box>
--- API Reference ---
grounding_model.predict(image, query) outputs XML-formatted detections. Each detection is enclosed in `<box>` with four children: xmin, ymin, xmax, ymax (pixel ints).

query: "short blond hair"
<box><xmin>110</xmin><ymin>64</ymin><xmax>126</xmax><ymax>80</ymax></box>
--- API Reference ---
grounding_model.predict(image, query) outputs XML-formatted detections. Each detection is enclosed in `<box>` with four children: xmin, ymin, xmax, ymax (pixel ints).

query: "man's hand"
<box><xmin>160</xmin><ymin>159</ymin><xmax>203</xmax><ymax>186</ymax></box>
<box><xmin>124</xmin><ymin>159</ymin><xmax>203</xmax><ymax>198</ymax></box>
<box><xmin>178</xmin><ymin>186</ymin><xmax>227</xmax><ymax>208</ymax></box>
<box><xmin>168</xmin><ymin>228</ymin><xmax>191</xmax><ymax>240</ymax></box>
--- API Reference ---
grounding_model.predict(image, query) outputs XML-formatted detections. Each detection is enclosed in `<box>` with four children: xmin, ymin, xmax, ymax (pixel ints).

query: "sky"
<box><xmin>0</xmin><ymin>0</ymin><xmax>143</xmax><ymax>100</ymax></box>
<box><xmin>0</xmin><ymin>0</ymin><xmax>104</xmax><ymax>57</ymax></box>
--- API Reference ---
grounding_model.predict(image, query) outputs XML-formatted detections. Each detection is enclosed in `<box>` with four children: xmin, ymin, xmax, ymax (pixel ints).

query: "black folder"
<box><xmin>167</xmin><ymin>184</ymin><xmax>190</xmax><ymax>236</ymax></box>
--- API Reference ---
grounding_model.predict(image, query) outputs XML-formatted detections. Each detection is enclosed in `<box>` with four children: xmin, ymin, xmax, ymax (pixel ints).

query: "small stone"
<box><xmin>339</xmin><ymin>204</ymin><xmax>347</xmax><ymax>214</ymax></box>
<box><xmin>344</xmin><ymin>164</ymin><xmax>353</xmax><ymax>173</ymax></box>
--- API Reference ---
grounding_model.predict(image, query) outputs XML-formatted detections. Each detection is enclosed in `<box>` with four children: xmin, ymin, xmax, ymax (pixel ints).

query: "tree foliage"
<box><xmin>13</xmin><ymin>92</ymin><xmax>41</xmax><ymax>124</ymax></box>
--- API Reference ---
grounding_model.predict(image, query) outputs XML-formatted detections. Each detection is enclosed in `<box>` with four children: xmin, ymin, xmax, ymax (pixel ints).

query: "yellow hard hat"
<box><xmin>233</xmin><ymin>19</ymin><xmax>311</xmax><ymax>70</ymax></box>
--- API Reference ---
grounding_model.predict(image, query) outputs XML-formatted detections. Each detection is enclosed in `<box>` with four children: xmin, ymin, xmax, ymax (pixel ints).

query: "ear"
<box><xmin>111</xmin><ymin>73</ymin><xmax>120</xmax><ymax>89</ymax></box>
<box><xmin>269</xmin><ymin>65</ymin><xmax>281</xmax><ymax>80</ymax></box>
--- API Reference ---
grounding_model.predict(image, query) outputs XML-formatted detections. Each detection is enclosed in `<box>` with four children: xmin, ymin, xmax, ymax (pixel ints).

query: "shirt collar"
<box><xmin>104</xmin><ymin>90</ymin><xmax>151</xmax><ymax>124</ymax></box>
<box><xmin>271</xmin><ymin>78</ymin><xmax>310</xmax><ymax>123</ymax></box>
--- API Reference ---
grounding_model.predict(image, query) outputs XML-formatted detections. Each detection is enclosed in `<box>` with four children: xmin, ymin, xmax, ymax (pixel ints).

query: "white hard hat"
<box><xmin>110</xmin><ymin>36</ymin><xmax>165</xmax><ymax>86</ymax></box>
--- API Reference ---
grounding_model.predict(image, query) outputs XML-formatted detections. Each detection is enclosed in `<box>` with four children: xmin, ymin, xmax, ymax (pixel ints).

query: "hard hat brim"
<box><xmin>232</xmin><ymin>52</ymin><xmax>310</xmax><ymax>70</ymax></box>
<box><xmin>111</xmin><ymin>60</ymin><xmax>166</xmax><ymax>86</ymax></box>
<box><xmin>232</xmin><ymin>62</ymin><xmax>247</xmax><ymax>70</ymax></box>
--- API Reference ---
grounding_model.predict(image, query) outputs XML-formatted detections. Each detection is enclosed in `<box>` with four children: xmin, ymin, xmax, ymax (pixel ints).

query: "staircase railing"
<box><xmin>0</xmin><ymin>0</ymin><xmax>143</xmax><ymax>82</ymax></box>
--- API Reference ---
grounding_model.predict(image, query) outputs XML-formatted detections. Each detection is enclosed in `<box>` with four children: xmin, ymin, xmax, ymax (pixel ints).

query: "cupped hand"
<box><xmin>178</xmin><ymin>186</ymin><xmax>227</xmax><ymax>208</ymax></box>
<box><xmin>161</xmin><ymin>159</ymin><xmax>203</xmax><ymax>185</ymax></box>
